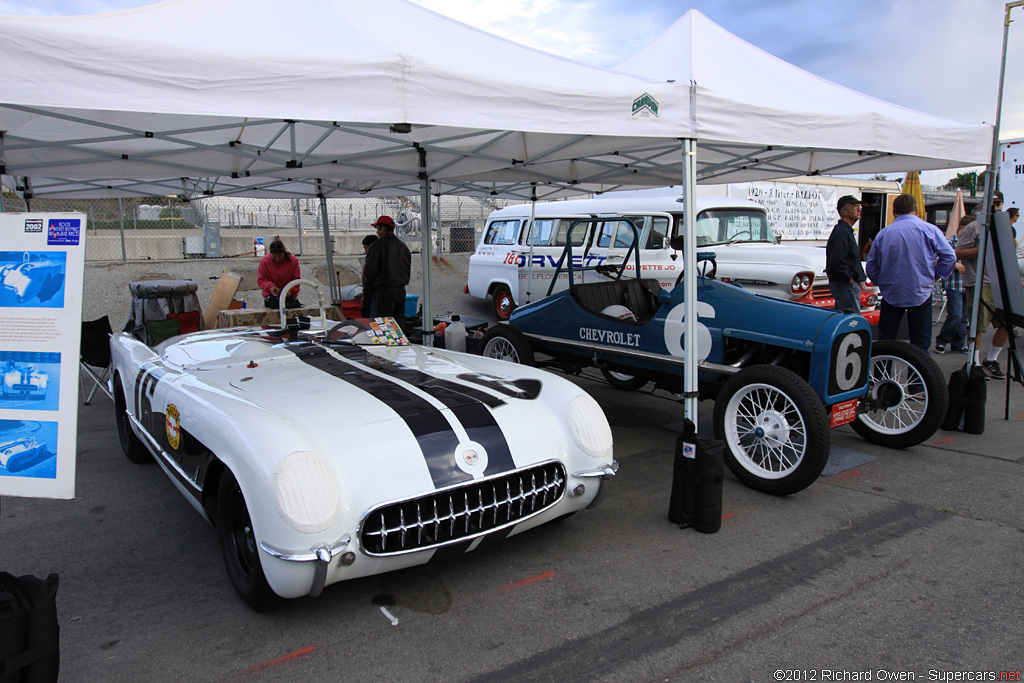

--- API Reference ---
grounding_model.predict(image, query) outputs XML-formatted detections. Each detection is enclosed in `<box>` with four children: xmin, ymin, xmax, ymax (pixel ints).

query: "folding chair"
<box><xmin>80</xmin><ymin>316</ymin><xmax>114</xmax><ymax>405</ymax></box>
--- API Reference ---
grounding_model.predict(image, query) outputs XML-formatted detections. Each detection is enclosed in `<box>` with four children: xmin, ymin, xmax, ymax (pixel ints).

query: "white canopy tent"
<box><xmin>0</xmin><ymin>2</ymin><xmax>996</xmax><ymax>425</ymax></box>
<box><xmin>0</xmin><ymin>0</ymin><xmax>692</xmax><ymax>335</ymax></box>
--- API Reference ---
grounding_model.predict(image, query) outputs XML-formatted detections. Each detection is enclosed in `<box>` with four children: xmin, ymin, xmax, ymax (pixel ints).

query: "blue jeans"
<box><xmin>935</xmin><ymin>287</ymin><xmax>966</xmax><ymax>349</ymax></box>
<box><xmin>878</xmin><ymin>299</ymin><xmax>932</xmax><ymax>351</ymax></box>
<box><xmin>829</xmin><ymin>281</ymin><xmax>861</xmax><ymax>314</ymax></box>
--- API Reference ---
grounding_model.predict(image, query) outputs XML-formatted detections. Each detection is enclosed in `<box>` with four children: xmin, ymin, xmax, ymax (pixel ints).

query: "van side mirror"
<box><xmin>669</xmin><ymin>235</ymin><xmax>685</xmax><ymax>251</ymax></box>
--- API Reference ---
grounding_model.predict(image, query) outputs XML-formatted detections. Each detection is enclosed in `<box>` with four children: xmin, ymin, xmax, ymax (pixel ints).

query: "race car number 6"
<box><xmin>834</xmin><ymin>333</ymin><xmax>863</xmax><ymax>391</ymax></box>
<box><xmin>663</xmin><ymin>301</ymin><xmax>714</xmax><ymax>360</ymax></box>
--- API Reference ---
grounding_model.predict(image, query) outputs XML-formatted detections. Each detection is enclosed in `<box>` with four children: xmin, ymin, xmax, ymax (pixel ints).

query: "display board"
<box><xmin>0</xmin><ymin>212</ymin><xmax>86</xmax><ymax>499</ymax></box>
<box><xmin>727</xmin><ymin>182</ymin><xmax>842</xmax><ymax>241</ymax></box>
<box><xmin>986</xmin><ymin>210</ymin><xmax>1023</xmax><ymax>329</ymax></box>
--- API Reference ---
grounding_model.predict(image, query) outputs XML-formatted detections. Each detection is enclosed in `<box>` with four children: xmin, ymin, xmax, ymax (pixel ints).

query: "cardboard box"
<box><xmin>204</xmin><ymin>269</ymin><xmax>242</xmax><ymax>329</ymax></box>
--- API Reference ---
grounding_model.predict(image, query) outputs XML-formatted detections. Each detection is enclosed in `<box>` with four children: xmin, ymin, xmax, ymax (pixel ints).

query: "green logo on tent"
<box><xmin>631</xmin><ymin>93</ymin><xmax>659</xmax><ymax>118</ymax></box>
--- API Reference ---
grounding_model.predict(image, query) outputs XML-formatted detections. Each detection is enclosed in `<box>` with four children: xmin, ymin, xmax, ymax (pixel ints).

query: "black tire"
<box><xmin>217</xmin><ymin>470</ymin><xmax>284</xmax><ymax>612</ymax></box>
<box><xmin>480</xmin><ymin>325</ymin><xmax>535</xmax><ymax>366</ymax></box>
<box><xmin>599</xmin><ymin>368</ymin><xmax>649</xmax><ymax>391</ymax></box>
<box><xmin>492</xmin><ymin>285</ymin><xmax>516</xmax><ymax>321</ymax></box>
<box><xmin>851</xmin><ymin>339</ymin><xmax>947</xmax><ymax>449</ymax></box>
<box><xmin>713</xmin><ymin>365</ymin><xmax>830</xmax><ymax>496</ymax></box>
<box><xmin>114</xmin><ymin>376</ymin><xmax>150</xmax><ymax>464</ymax></box>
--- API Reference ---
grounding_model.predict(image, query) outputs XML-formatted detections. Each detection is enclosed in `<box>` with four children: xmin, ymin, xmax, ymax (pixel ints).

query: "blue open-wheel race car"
<box><xmin>478</xmin><ymin>218</ymin><xmax>947</xmax><ymax>496</ymax></box>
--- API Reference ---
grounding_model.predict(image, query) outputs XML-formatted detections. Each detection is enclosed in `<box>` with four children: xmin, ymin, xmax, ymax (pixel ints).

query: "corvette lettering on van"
<box><xmin>514</xmin><ymin>254</ymin><xmax>606</xmax><ymax>269</ymax></box>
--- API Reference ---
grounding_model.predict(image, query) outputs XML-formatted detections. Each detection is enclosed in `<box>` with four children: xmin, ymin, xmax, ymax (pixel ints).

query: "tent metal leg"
<box><xmin>419</xmin><ymin>147</ymin><xmax>433</xmax><ymax>346</ymax></box>
<box><xmin>317</xmin><ymin>190</ymin><xmax>338</xmax><ymax>304</ymax></box>
<box><xmin>681</xmin><ymin>138</ymin><xmax>699</xmax><ymax>427</ymax></box>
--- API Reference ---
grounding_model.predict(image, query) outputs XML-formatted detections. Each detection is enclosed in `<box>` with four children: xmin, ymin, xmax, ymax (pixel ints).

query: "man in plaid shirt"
<box><xmin>933</xmin><ymin>214</ymin><xmax>973</xmax><ymax>353</ymax></box>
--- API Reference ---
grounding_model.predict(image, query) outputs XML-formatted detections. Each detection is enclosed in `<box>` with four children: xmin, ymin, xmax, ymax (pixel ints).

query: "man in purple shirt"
<box><xmin>866</xmin><ymin>193</ymin><xmax>956</xmax><ymax>351</ymax></box>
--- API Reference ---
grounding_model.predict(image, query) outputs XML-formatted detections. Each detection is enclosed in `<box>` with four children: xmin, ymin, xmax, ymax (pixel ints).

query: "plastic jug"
<box><xmin>446</xmin><ymin>315</ymin><xmax>467</xmax><ymax>353</ymax></box>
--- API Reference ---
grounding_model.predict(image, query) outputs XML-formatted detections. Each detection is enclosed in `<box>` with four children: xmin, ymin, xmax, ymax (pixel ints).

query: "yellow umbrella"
<box><xmin>901</xmin><ymin>171</ymin><xmax>926</xmax><ymax>217</ymax></box>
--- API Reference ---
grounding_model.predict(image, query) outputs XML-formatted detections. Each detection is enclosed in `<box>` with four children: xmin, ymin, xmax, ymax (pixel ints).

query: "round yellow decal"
<box><xmin>165</xmin><ymin>404</ymin><xmax>181</xmax><ymax>450</ymax></box>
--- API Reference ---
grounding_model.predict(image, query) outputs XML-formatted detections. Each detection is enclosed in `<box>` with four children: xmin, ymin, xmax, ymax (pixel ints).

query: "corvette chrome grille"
<box><xmin>360</xmin><ymin>462</ymin><xmax>567</xmax><ymax>556</ymax></box>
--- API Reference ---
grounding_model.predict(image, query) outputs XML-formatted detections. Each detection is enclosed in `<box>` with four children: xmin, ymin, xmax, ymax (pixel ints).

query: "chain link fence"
<box><xmin>1</xmin><ymin>190</ymin><xmax>561</xmax><ymax>262</ymax></box>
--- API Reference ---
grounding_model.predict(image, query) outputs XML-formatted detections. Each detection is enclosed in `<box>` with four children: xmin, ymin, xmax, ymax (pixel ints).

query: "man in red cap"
<box><xmin>362</xmin><ymin>215</ymin><xmax>412</xmax><ymax>329</ymax></box>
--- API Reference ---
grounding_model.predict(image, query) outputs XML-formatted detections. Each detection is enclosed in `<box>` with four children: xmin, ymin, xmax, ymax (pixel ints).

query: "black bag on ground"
<box><xmin>0</xmin><ymin>572</ymin><xmax>59</xmax><ymax>683</ymax></box>
<box><xmin>668</xmin><ymin>419</ymin><xmax>725</xmax><ymax>534</ymax></box>
<box><xmin>941</xmin><ymin>363</ymin><xmax>987</xmax><ymax>434</ymax></box>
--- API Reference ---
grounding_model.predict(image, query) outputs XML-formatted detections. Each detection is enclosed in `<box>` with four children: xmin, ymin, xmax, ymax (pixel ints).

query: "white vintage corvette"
<box><xmin>109</xmin><ymin>281</ymin><xmax>617</xmax><ymax>610</ymax></box>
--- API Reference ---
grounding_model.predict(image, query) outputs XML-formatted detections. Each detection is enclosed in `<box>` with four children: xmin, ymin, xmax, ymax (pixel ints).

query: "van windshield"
<box><xmin>694</xmin><ymin>209</ymin><xmax>776</xmax><ymax>247</ymax></box>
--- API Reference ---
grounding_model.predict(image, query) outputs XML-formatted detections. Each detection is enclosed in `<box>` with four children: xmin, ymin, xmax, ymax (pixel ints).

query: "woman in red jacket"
<box><xmin>257</xmin><ymin>239</ymin><xmax>302</xmax><ymax>308</ymax></box>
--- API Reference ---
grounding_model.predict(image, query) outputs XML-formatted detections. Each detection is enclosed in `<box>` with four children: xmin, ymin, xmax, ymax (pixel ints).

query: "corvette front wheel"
<box><xmin>713</xmin><ymin>365</ymin><xmax>830</xmax><ymax>496</ymax></box>
<box><xmin>218</xmin><ymin>470</ymin><xmax>284</xmax><ymax>612</ymax></box>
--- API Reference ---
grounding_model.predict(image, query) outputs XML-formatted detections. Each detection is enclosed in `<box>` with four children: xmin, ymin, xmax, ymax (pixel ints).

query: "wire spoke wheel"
<box><xmin>852</xmin><ymin>340</ymin><xmax>946</xmax><ymax>448</ymax></box>
<box><xmin>480</xmin><ymin>325</ymin><xmax>535</xmax><ymax>366</ymax></box>
<box><xmin>714</xmin><ymin>365</ymin><xmax>829</xmax><ymax>496</ymax></box>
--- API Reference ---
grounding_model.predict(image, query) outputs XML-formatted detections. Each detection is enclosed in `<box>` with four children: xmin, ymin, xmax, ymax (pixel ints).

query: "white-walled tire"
<box><xmin>713</xmin><ymin>365</ymin><xmax>830</xmax><ymax>496</ymax></box>
<box><xmin>852</xmin><ymin>340</ymin><xmax>947</xmax><ymax>448</ymax></box>
<box><xmin>480</xmin><ymin>325</ymin><xmax>535</xmax><ymax>366</ymax></box>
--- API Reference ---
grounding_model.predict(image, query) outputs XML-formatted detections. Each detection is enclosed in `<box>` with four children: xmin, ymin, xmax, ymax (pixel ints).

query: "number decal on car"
<box><xmin>663</xmin><ymin>301</ymin><xmax>714</xmax><ymax>361</ymax></box>
<box><xmin>833</xmin><ymin>333</ymin><xmax>864</xmax><ymax>392</ymax></box>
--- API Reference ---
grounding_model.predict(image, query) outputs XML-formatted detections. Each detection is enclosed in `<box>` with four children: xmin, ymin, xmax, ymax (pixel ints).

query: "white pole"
<box><xmin>682</xmin><ymin>139</ymin><xmax>699</xmax><ymax>426</ymax></box>
<box><xmin>525</xmin><ymin>184</ymin><xmax>538</xmax><ymax>303</ymax></box>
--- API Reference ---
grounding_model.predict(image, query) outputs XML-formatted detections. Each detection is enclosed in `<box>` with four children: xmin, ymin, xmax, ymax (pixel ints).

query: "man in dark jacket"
<box><xmin>362</xmin><ymin>215</ymin><xmax>412</xmax><ymax>330</ymax></box>
<box><xmin>825</xmin><ymin>195</ymin><xmax>867</xmax><ymax>313</ymax></box>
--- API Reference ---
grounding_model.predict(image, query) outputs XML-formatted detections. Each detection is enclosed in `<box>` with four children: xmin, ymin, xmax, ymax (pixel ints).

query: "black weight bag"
<box><xmin>941</xmin><ymin>363</ymin><xmax>987</xmax><ymax>434</ymax></box>
<box><xmin>0</xmin><ymin>572</ymin><xmax>59</xmax><ymax>683</ymax></box>
<box><xmin>668</xmin><ymin>419</ymin><xmax>725</xmax><ymax>534</ymax></box>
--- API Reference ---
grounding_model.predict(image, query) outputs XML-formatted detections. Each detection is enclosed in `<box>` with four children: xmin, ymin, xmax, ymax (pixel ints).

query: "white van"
<box><xmin>465</xmin><ymin>196</ymin><xmax>879</xmax><ymax>322</ymax></box>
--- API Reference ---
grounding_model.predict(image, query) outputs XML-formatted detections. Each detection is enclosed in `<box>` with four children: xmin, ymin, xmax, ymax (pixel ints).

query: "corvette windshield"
<box><xmin>694</xmin><ymin>209</ymin><xmax>775</xmax><ymax>247</ymax></box>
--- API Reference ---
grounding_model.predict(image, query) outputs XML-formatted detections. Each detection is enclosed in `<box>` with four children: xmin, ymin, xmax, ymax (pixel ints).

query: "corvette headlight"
<box><xmin>566</xmin><ymin>394</ymin><xmax>613</xmax><ymax>460</ymax></box>
<box><xmin>272</xmin><ymin>451</ymin><xmax>340</xmax><ymax>533</ymax></box>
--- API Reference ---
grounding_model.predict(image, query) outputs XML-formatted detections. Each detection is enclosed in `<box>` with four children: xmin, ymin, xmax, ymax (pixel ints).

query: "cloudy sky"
<box><xmin>2</xmin><ymin>0</ymin><xmax>1021</xmax><ymax>185</ymax></box>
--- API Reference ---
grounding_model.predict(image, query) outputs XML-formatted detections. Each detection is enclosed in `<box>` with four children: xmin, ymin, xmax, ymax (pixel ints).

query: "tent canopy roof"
<box><xmin>0</xmin><ymin>4</ymin><xmax>994</xmax><ymax>199</ymax></box>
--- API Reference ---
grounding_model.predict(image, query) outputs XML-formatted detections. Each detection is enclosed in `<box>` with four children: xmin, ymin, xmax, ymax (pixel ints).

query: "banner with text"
<box><xmin>0</xmin><ymin>212</ymin><xmax>86</xmax><ymax>499</ymax></box>
<box><xmin>727</xmin><ymin>182</ymin><xmax>844</xmax><ymax>241</ymax></box>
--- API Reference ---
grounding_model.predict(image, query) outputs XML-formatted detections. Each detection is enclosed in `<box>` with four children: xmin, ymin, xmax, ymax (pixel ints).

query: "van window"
<box><xmin>484</xmin><ymin>219</ymin><xmax>521</xmax><ymax>245</ymax></box>
<box><xmin>527</xmin><ymin>218</ymin><xmax>588</xmax><ymax>247</ymax></box>
<box><xmin>695</xmin><ymin>209</ymin><xmax>775</xmax><ymax>246</ymax></box>
<box><xmin>594</xmin><ymin>216</ymin><xmax>669</xmax><ymax>249</ymax></box>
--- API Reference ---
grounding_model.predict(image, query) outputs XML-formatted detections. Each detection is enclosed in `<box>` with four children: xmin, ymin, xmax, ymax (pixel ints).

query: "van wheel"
<box><xmin>492</xmin><ymin>285</ymin><xmax>515</xmax><ymax>321</ymax></box>
<box><xmin>481</xmin><ymin>325</ymin><xmax>535</xmax><ymax>365</ymax></box>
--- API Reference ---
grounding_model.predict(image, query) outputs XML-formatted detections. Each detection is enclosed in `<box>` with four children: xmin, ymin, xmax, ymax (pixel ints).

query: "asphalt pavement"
<box><xmin>2</xmin><ymin>306</ymin><xmax>1023</xmax><ymax>682</ymax></box>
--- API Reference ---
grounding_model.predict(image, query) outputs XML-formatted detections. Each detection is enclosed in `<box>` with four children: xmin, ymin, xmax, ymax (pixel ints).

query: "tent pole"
<box><xmin>316</xmin><ymin>183</ymin><xmax>338</xmax><ymax>304</ymax></box>
<box><xmin>294</xmin><ymin>198</ymin><xmax>304</xmax><ymax>256</ymax></box>
<box><xmin>966</xmin><ymin>1</ymin><xmax>1022</xmax><ymax>370</ymax></box>
<box><xmin>418</xmin><ymin>146</ymin><xmax>433</xmax><ymax>346</ymax></box>
<box><xmin>681</xmin><ymin>139</ymin><xmax>699</xmax><ymax>427</ymax></box>
<box><xmin>118</xmin><ymin>197</ymin><xmax>127</xmax><ymax>262</ymax></box>
<box><xmin>525</xmin><ymin>183</ymin><xmax>538</xmax><ymax>303</ymax></box>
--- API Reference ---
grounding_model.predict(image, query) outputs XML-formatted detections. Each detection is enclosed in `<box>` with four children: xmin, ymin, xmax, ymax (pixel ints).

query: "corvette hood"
<box><xmin>175</xmin><ymin>338</ymin><xmax>528</xmax><ymax>430</ymax></box>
